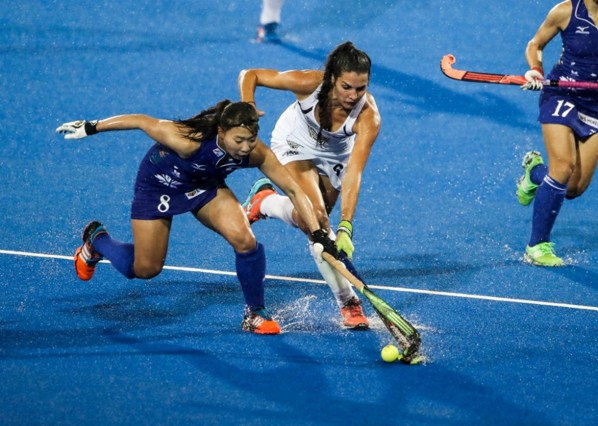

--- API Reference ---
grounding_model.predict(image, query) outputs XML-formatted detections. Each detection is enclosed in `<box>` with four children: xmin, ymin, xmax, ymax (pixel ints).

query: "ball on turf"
<box><xmin>381</xmin><ymin>344</ymin><xmax>400</xmax><ymax>362</ymax></box>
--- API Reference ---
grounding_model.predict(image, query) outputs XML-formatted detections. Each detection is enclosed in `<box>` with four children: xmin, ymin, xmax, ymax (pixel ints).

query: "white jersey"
<box><xmin>270</xmin><ymin>84</ymin><xmax>367</xmax><ymax>190</ymax></box>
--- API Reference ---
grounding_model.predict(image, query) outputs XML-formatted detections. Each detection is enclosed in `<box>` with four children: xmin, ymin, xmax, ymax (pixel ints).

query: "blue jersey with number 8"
<box><xmin>131</xmin><ymin>137</ymin><xmax>250</xmax><ymax>220</ymax></box>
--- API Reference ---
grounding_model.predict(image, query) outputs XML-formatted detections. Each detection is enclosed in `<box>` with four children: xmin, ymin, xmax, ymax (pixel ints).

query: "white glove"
<box><xmin>55</xmin><ymin>120</ymin><xmax>98</xmax><ymax>139</ymax></box>
<box><xmin>521</xmin><ymin>68</ymin><xmax>544</xmax><ymax>91</ymax></box>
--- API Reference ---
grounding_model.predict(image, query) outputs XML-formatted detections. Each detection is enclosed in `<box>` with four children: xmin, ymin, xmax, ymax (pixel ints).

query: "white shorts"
<box><xmin>270</xmin><ymin>105</ymin><xmax>353</xmax><ymax>190</ymax></box>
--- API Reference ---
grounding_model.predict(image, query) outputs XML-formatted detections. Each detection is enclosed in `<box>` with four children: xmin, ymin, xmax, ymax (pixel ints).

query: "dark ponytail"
<box><xmin>316</xmin><ymin>41</ymin><xmax>371</xmax><ymax>142</ymax></box>
<box><xmin>175</xmin><ymin>100</ymin><xmax>259</xmax><ymax>143</ymax></box>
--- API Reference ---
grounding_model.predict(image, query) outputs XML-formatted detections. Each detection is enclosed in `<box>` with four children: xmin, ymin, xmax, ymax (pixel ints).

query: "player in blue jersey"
<box><xmin>238</xmin><ymin>42</ymin><xmax>381</xmax><ymax>329</ymax></box>
<box><xmin>518</xmin><ymin>0</ymin><xmax>598</xmax><ymax>266</ymax></box>
<box><xmin>56</xmin><ymin>100</ymin><xmax>338</xmax><ymax>334</ymax></box>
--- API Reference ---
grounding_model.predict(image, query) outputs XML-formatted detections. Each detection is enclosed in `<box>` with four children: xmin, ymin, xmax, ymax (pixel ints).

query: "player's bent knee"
<box><xmin>552</xmin><ymin>163</ymin><xmax>576</xmax><ymax>182</ymax></box>
<box><xmin>566</xmin><ymin>189</ymin><xmax>584</xmax><ymax>200</ymax></box>
<box><xmin>229</xmin><ymin>234</ymin><xmax>258</xmax><ymax>254</ymax></box>
<box><xmin>133</xmin><ymin>262</ymin><xmax>163</xmax><ymax>279</ymax></box>
<box><xmin>566</xmin><ymin>179</ymin><xmax>592</xmax><ymax>199</ymax></box>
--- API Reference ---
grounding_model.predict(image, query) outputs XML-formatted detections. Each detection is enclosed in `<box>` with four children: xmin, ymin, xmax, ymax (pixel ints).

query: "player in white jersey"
<box><xmin>238</xmin><ymin>41</ymin><xmax>381</xmax><ymax>329</ymax></box>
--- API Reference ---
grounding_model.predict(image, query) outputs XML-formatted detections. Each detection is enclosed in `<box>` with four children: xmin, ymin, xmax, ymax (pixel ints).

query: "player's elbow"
<box><xmin>526</xmin><ymin>38</ymin><xmax>544</xmax><ymax>56</ymax></box>
<box><xmin>238</xmin><ymin>69</ymin><xmax>256</xmax><ymax>84</ymax></box>
<box><xmin>238</xmin><ymin>69</ymin><xmax>247</xmax><ymax>83</ymax></box>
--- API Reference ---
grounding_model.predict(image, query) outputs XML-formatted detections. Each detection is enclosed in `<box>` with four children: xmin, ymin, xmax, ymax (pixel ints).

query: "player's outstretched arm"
<box><xmin>56</xmin><ymin>115</ymin><xmax>197</xmax><ymax>157</ymax></box>
<box><xmin>238</xmin><ymin>69</ymin><xmax>323</xmax><ymax>106</ymax></box>
<box><xmin>56</xmin><ymin>115</ymin><xmax>162</xmax><ymax>139</ymax></box>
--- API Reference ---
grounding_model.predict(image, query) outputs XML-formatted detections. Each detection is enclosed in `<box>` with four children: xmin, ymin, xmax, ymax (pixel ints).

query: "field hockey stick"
<box><xmin>440</xmin><ymin>54</ymin><xmax>598</xmax><ymax>89</ymax></box>
<box><xmin>321</xmin><ymin>252</ymin><xmax>423</xmax><ymax>363</ymax></box>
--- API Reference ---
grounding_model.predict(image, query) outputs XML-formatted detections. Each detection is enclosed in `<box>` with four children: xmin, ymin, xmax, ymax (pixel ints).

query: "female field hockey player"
<box><xmin>518</xmin><ymin>0</ymin><xmax>598</xmax><ymax>266</ymax></box>
<box><xmin>238</xmin><ymin>41</ymin><xmax>381</xmax><ymax>328</ymax></box>
<box><xmin>56</xmin><ymin>100</ymin><xmax>338</xmax><ymax>334</ymax></box>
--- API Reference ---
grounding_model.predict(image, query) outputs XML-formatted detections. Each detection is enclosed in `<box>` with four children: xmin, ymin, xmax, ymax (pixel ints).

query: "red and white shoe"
<box><xmin>341</xmin><ymin>297</ymin><xmax>369</xmax><ymax>330</ymax></box>
<box><xmin>242</xmin><ymin>178</ymin><xmax>276</xmax><ymax>224</ymax></box>
<box><xmin>241</xmin><ymin>307</ymin><xmax>281</xmax><ymax>335</ymax></box>
<box><xmin>74</xmin><ymin>221</ymin><xmax>107</xmax><ymax>281</ymax></box>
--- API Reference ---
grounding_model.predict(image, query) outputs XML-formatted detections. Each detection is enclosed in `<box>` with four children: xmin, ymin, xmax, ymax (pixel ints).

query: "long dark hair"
<box><xmin>175</xmin><ymin>100</ymin><xmax>260</xmax><ymax>143</ymax></box>
<box><xmin>316</xmin><ymin>41</ymin><xmax>371</xmax><ymax>141</ymax></box>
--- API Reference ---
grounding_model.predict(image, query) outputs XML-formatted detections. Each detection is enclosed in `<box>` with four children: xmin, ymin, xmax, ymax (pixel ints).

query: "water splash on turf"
<box><xmin>274</xmin><ymin>295</ymin><xmax>320</xmax><ymax>332</ymax></box>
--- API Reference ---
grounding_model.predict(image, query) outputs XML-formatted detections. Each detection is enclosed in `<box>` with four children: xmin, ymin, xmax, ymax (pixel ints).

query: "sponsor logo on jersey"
<box><xmin>185</xmin><ymin>188</ymin><xmax>207</xmax><ymax>200</ymax></box>
<box><xmin>575</xmin><ymin>26</ymin><xmax>590</xmax><ymax>35</ymax></box>
<box><xmin>286</xmin><ymin>139</ymin><xmax>300</xmax><ymax>150</ymax></box>
<box><xmin>578</xmin><ymin>112</ymin><xmax>598</xmax><ymax>129</ymax></box>
<box><xmin>215</xmin><ymin>155</ymin><xmax>242</xmax><ymax>171</ymax></box>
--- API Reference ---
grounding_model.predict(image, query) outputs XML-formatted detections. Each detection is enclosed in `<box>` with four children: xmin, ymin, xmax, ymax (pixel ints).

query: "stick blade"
<box><xmin>361</xmin><ymin>286</ymin><xmax>421</xmax><ymax>355</ymax></box>
<box><xmin>440</xmin><ymin>54</ymin><xmax>465</xmax><ymax>80</ymax></box>
<box><xmin>440</xmin><ymin>53</ymin><xmax>527</xmax><ymax>85</ymax></box>
<box><xmin>322</xmin><ymin>253</ymin><xmax>424</xmax><ymax>362</ymax></box>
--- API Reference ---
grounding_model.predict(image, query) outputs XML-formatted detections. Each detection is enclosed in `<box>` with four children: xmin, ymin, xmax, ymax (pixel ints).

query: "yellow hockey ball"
<box><xmin>381</xmin><ymin>344</ymin><xmax>400</xmax><ymax>363</ymax></box>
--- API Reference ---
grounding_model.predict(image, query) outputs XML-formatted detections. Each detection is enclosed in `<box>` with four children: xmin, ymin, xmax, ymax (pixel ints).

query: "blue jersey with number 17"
<box><xmin>538</xmin><ymin>0</ymin><xmax>598</xmax><ymax>137</ymax></box>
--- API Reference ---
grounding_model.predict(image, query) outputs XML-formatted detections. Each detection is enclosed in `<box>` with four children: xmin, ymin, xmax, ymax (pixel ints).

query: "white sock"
<box><xmin>309</xmin><ymin>241</ymin><xmax>356</xmax><ymax>307</ymax></box>
<box><xmin>260</xmin><ymin>194</ymin><xmax>298</xmax><ymax>228</ymax></box>
<box><xmin>260</xmin><ymin>0</ymin><xmax>284</xmax><ymax>25</ymax></box>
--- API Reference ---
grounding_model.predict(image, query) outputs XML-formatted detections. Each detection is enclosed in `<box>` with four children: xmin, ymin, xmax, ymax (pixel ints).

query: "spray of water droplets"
<box><xmin>273</xmin><ymin>295</ymin><xmax>321</xmax><ymax>332</ymax></box>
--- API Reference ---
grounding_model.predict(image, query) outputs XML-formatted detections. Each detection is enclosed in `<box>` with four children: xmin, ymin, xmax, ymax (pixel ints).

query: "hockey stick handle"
<box><xmin>321</xmin><ymin>252</ymin><xmax>366</xmax><ymax>292</ymax></box>
<box><xmin>542</xmin><ymin>80</ymin><xmax>598</xmax><ymax>89</ymax></box>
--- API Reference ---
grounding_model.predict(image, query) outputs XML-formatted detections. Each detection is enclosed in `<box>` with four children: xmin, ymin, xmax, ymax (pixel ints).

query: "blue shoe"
<box><xmin>516</xmin><ymin>151</ymin><xmax>544</xmax><ymax>206</ymax></box>
<box><xmin>256</xmin><ymin>22</ymin><xmax>281</xmax><ymax>44</ymax></box>
<box><xmin>242</xmin><ymin>178</ymin><xmax>276</xmax><ymax>224</ymax></box>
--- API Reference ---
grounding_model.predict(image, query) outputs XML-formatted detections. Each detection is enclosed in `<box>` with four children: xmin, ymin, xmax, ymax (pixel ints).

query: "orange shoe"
<box><xmin>242</xmin><ymin>178</ymin><xmax>276</xmax><ymax>224</ymax></box>
<box><xmin>74</xmin><ymin>221</ymin><xmax>107</xmax><ymax>281</ymax></box>
<box><xmin>341</xmin><ymin>297</ymin><xmax>369</xmax><ymax>330</ymax></box>
<box><xmin>241</xmin><ymin>307</ymin><xmax>281</xmax><ymax>335</ymax></box>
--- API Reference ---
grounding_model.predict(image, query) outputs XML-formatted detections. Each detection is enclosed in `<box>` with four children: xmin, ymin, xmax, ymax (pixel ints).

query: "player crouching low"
<box><xmin>58</xmin><ymin>100</ymin><xmax>341</xmax><ymax>336</ymax></box>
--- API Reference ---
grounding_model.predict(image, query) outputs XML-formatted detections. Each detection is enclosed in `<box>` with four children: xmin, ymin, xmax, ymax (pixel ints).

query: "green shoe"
<box><xmin>524</xmin><ymin>242</ymin><xmax>564</xmax><ymax>267</ymax></box>
<box><xmin>516</xmin><ymin>151</ymin><xmax>544</xmax><ymax>206</ymax></box>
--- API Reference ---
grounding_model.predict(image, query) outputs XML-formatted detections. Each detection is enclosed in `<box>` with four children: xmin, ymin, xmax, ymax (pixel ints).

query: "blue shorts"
<box><xmin>538</xmin><ymin>91</ymin><xmax>598</xmax><ymax>139</ymax></box>
<box><xmin>131</xmin><ymin>184</ymin><xmax>222</xmax><ymax>220</ymax></box>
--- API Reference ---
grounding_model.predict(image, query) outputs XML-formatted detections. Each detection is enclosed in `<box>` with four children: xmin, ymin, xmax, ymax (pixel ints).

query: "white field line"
<box><xmin>2</xmin><ymin>249</ymin><xmax>597</xmax><ymax>312</ymax></box>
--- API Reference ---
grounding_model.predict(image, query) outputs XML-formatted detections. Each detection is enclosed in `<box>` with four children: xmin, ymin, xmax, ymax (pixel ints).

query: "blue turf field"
<box><xmin>1</xmin><ymin>1</ymin><xmax>597</xmax><ymax>425</ymax></box>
